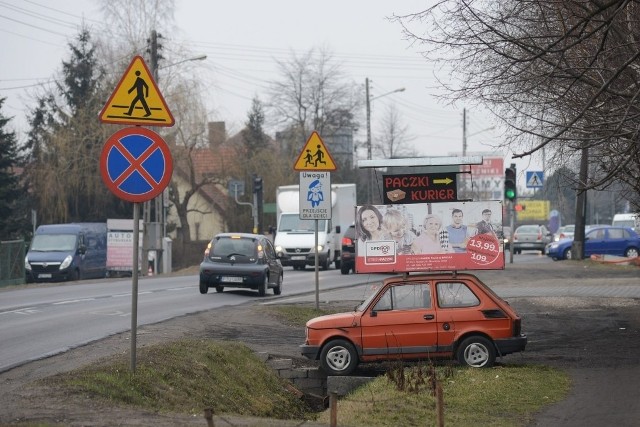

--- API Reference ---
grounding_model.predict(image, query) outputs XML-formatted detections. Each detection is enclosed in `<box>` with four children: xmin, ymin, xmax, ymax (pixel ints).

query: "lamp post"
<box><xmin>145</xmin><ymin>34</ymin><xmax>207</xmax><ymax>275</ymax></box>
<box><xmin>365</xmin><ymin>78</ymin><xmax>405</xmax><ymax>202</ymax></box>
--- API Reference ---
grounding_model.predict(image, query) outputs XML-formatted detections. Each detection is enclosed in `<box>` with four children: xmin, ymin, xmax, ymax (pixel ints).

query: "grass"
<box><xmin>43</xmin><ymin>339</ymin><xmax>312</xmax><ymax>420</ymax></box>
<box><xmin>41</xmin><ymin>305</ymin><xmax>571</xmax><ymax>425</ymax></box>
<box><xmin>317</xmin><ymin>363</ymin><xmax>570</xmax><ymax>426</ymax></box>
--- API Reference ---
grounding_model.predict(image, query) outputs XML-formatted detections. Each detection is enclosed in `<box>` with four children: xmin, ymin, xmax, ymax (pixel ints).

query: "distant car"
<box><xmin>199</xmin><ymin>233</ymin><xmax>283</xmax><ymax>296</ymax></box>
<box><xmin>546</xmin><ymin>226</ymin><xmax>640</xmax><ymax>260</ymax></box>
<box><xmin>340</xmin><ymin>224</ymin><xmax>356</xmax><ymax>275</ymax></box>
<box><xmin>498</xmin><ymin>226</ymin><xmax>512</xmax><ymax>251</ymax></box>
<box><xmin>512</xmin><ymin>224</ymin><xmax>553</xmax><ymax>254</ymax></box>
<box><xmin>300</xmin><ymin>272</ymin><xmax>527</xmax><ymax>375</ymax></box>
<box><xmin>553</xmin><ymin>225</ymin><xmax>575</xmax><ymax>242</ymax></box>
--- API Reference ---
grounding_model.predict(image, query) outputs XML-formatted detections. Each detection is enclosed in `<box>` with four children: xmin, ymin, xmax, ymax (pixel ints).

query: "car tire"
<box><xmin>564</xmin><ymin>248</ymin><xmax>572</xmax><ymax>260</ymax></box>
<box><xmin>321</xmin><ymin>255</ymin><xmax>330</xmax><ymax>271</ymax></box>
<box><xmin>340</xmin><ymin>264</ymin><xmax>350</xmax><ymax>275</ymax></box>
<box><xmin>540</xmin><ymin>246</ymin><xmax>546</xmax><ymax>255</ymax></box>
<box><xmin>69</xmin><ymin>269</ymin><xmax>80</xmax><ymax>281</ymax></box>
<box><xmin>320</xmin><ymin>339</ymin><xmax>358</xmax><ymax>376</ymax></box>
<box><xmin>625</xmin><ymin>247</ymin><xmax>639</xmax><ymax>258</ymax></box>
<box><xmin>215</xmin><ymin>285</ymin><xmax>224</xmax><ymax>293</ymax></box>
<box><xmin>199</xmin><ymin>281</ymin><xmax>209</xmax><ymax>294</ymax></box>
<box><xmin>273</xmin><ymin>274</ymin><xmax>283</xmax><ymax>295</ymax></box>
<box><xmin>456</xmin><ymin>336</ymin><xmax>496</xmax><ymax>368</ymax></box>
<box><xmin>258</xmin><ymin>275</ymin><xmax>268</xmax><ymax>297</ymax></box>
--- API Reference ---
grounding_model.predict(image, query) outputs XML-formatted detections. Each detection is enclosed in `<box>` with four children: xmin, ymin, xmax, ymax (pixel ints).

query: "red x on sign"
<box><xmin>100</xmin><ymin>127</ymin><xmax>173</xmax><ymax>203</ymax></box>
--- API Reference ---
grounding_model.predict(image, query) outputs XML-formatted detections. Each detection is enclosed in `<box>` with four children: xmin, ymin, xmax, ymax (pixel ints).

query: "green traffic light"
<box><xmin>505</xmin><ymin>188</ymin><xmax>516</xmax><ymax>200</ymax></box>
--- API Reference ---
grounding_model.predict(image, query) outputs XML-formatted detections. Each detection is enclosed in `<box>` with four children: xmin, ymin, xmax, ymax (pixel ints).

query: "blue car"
<box><xmin>546</xmin><ymin>226</ymin><xmax>640</xmax><ymax>260</ymax></box>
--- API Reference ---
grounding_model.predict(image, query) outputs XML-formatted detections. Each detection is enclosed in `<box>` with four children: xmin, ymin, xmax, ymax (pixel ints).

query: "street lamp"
<box><xmin>365</xmin><ymin>78</ymin><xmax>405</xmax><ymax>202</ymax></box>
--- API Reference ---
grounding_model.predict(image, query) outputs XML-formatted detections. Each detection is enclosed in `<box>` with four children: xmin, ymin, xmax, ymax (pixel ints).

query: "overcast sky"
<box><xmin>0</xmin><ymin>0</ymin><xmax>543</xmax><ymax>179</ymax></box>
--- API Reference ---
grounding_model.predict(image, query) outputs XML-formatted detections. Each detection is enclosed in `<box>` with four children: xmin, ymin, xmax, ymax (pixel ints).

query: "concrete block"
<box><xmin>255</xmin><ymin>351</ymin><xmax>269</xmax><ymax>362</ymax></box>
<box><xmin>267</xmin><ymin>358</ymin><xmax>293</xmax><ymax>370</ymax></box>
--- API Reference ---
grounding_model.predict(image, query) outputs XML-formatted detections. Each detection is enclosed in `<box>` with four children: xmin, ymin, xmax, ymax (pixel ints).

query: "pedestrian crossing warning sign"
<box><xmin>293</xmin><ymin>131</ymin><xmax>337</xmax><ymax>171</ymax></box>
<box><xmin>99</xmin><ymin>56</ymin><xmax>175</xmax><ymax>127</ymax></box>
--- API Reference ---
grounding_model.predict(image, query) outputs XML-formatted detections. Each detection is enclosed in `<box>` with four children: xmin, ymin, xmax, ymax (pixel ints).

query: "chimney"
<box><xmin>208</xmin><ymin>121</ymin><xmax>226</xmax><ymax>149</ymax></box>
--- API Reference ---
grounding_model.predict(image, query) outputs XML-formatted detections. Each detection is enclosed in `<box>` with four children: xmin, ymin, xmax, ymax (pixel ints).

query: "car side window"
<box><xmin>373</xmin><ymin>283</ymin><xmax>431</xmax><ymax>311</ymax></box>
<box><xmin>607</xmin><ymin>228</ymin><xmax>624</xmax><ymax>240</ymax></box>
<box><xmin>263</xmin><ymin>239</ymin><xmax>276</xmax><ymax>259</ymax></box>
<box><xmin>437</xmin><ymin>282</ymin><xmax>480</xmax><ymax>308</ymax></box>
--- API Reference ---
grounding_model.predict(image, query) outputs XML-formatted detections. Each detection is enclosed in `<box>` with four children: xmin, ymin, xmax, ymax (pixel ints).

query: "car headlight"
<box><xmin>275</xmin><ymin>245</ymin><xmax>283</xmax><ymax>253</ymax></box>
<box><xmin>25</xmin><ymin>256</ymin><xmax>31</xmax><ymax>271</ymax></box>
<box><xmin>60</xmin><ymin>255</ymin><xmax>73</xmax><ymax>270</ymax></box>
<box><xmin>316</xmin><ymin>245</ymin><xmax>324</xmax><ymax>252</ymax></box>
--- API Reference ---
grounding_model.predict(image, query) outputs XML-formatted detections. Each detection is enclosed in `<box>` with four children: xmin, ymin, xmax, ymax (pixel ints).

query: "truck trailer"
<box><xmin>274</xmin><ymin>183</ymin><xmax>356</xmax><ymax>270</ymax></box>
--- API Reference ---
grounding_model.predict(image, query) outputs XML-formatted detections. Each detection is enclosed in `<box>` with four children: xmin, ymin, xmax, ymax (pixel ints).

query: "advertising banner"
<box><xmin>355</xmin><ymin>201</ymin><xmax>504</xmax><ymax>273</ymax></box>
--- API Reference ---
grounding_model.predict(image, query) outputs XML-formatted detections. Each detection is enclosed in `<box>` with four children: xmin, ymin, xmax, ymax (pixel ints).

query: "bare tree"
<box><xmin>394</xmin><ymin>1</ymin><xmax>640</xmax><ymax>210</ymax></box>
<box><xmin>375</xmin><ymin>103</ymin><xmax>416</xmax><ymax>159</ymax></box>
<box><xmin>267</xmin><ymin>46</ymin><xmax>361</xmax><ymax>158</ymax></box>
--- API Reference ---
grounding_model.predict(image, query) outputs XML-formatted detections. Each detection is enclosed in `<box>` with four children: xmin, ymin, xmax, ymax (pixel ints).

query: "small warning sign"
<box><xmin>99</xmin><ymin>56</ymin><xmax>174</xmax><ymax>127</ymax></box>
<box><xmin>293</xmin><ymin>131</ymin><xmax>337</xmax><ymax>171</ymax></box>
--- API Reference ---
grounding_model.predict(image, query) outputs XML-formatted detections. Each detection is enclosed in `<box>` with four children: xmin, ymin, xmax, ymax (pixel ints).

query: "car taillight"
<box><xmin>513</xmin><ymin>233</ymin><xmax>518</xmax><ymax>241</ymax></box>
<box><xmin>341</xmin><ymin>237</ymin><xmax>353</xmax><ymax>245</ymax></box>
<box><xmin>537</xmin><ymin>232</ymin><xmax>542</xmax><ymax>241</ymax></box>
<box><xmin>513</xmin><ymin>318</ymin><xmax>522</xmax><ymax>336</ymax></box>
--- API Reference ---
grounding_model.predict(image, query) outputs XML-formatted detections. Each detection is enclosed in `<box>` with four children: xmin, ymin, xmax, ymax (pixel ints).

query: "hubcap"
<box><xmin>463</xmin><ymin>343</ymin><xmax>489</xmax><ymax>367</ymax></box>
<box><xmin>326</xmin><ymin>346</ymin><xmax>351</xmax><ymax>371</ymax></box>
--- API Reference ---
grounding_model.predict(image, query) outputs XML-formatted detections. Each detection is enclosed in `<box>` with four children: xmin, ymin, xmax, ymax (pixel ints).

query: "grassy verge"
<box><xmin>43</xmin><ymin>339</ymin><xmax>313</xmax><ymax>420</ymax></box>
<box><xmin>42</xmin><ymin>305</ymin><xmax>570</xmax><ymax>425</ymax></box>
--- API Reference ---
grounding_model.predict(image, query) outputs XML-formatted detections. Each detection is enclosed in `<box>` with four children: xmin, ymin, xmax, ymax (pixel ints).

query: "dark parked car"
<box><xmin>199</xmin><ymin>233</ymin><xmax>283</xmax><ymax>296</ymax></box>
<box><xmin>512</xmin><ymin>224</ymin><xmax>553</xmax><ymax>254</ymax></box>
<box><xmin>546</xmin><ymin>226</ymin><xmax>640</xmax><ymax>260</ymax></box>
<box><xmin>340</xmin><ymin>224</ymin><xmax>356</xmax><ymax>275</ymax></box>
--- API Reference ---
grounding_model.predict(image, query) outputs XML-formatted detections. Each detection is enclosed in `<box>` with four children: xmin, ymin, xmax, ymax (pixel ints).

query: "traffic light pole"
<box><xmin>509</xmin><ymin>201</ymin><xmax>515</xmax><ymax>264</ymax></box>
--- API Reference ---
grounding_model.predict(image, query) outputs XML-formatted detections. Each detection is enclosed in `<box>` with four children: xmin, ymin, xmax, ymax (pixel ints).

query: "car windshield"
<box><xmin>355</xmin><ymin>282</ymin><xmax>384</xmax><ymax>312</ymax></box>
<box><xmin>279</xmin><ymin>214</ymin><xmax>326</xmax><ymax>232</ymax></box>
<box><xmin>30</xmin><ymin>234</ymin><xmax>77</xmax><ymax>251</ymax></box>
<box><xmin>211</xmin><ymin>237</ymin><xmax>256</xmax><ymax>257</ymax></box>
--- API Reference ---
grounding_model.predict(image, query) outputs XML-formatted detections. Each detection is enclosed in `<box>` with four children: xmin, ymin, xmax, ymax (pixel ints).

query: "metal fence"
<box><xmin>0</xmin><ymin>239</ymin><xmax>25</xmax><ymax>287</ymax></box>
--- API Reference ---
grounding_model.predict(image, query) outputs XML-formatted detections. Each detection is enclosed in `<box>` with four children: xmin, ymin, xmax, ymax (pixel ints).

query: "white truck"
<box><xmin>274</xmin><ymin>183</ymin><xmax>356</xmax><ymax>270</ymax></box>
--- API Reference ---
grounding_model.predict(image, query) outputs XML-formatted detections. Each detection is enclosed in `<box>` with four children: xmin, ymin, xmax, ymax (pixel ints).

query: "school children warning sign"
<box><xmin>293</xmin><ymin>131</ymin><xmax>337</xmax><ymax>171</ymax></box>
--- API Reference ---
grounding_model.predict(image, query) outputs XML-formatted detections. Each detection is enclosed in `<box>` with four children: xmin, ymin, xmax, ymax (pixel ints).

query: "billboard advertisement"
<box><xmin>355</xmin><ymin>201</ymin><xmax>504</xmax><ymax>273</ymax></box>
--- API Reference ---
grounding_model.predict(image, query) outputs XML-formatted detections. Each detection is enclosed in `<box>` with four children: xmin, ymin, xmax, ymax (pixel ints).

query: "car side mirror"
<box><xmin>78</xmin><ymin>244</ymin><xmax>87</xmax><ymax>254</ymax></box>
<box><xmin>335</xmin><ymin>225</ymin><xmax>341</xmax><ymax>234</ymax></box>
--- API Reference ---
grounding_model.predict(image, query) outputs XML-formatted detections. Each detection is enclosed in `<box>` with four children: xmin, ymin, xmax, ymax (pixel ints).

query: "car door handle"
<box><xmin>423</xmin><ymin>314</ymin><xmax>435</xmax><ymax>320</ymax></box>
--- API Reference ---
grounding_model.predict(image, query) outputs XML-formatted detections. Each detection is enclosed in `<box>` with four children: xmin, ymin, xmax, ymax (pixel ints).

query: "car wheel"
<box><xmin>215</xmin><ymin>285</ymin><xmax>224</xmax><ymax>293</ymax></box>
<box><xmin>456</xmin><ymin>336</ymin><xmax>496</xmax><ymax>368</ymax></box>
<box><xmin>340</xmin><ymin>264</ymin><xmax>350</xmax><ymax>275</ymax></box>
<box><xmin>69</xmin><ymin>269</ymin><xmax>79</xmax><ymax>281</ymax></box>
<box><xmin>273</xmin><ymin>274</ymin><xmax>282</xmax><ymax>295</ymax></box>
<box><xmin>540</xmin><ymin>246</ymin><xmax>546</xmax><ymax>255</ymax></box>
<box><xmin>320</xmin><ymin>339</ymin><xmax>358</xmax><ymax>376</ymax></box>
<box><xmin>321</xmin><ymin>255</ymin><xmax>330</xmax><ymax>270</ymax></box>
<box><xmin>335</xmin><ymin>259</ymin><xmax>341</xmax><ymax>269</ymax></box>
<box><xmin>625</xmin><ymin>247</ymin><xmax>639</xmax><ymax>258</ymax></box>
<box><xmin>258</xmin><ymin>275</ymin><xmax>268</xmax><ymax>297</ymax></box>
<box><xmin>199</xmin><ymin>281</ymin><xmax>209</xmax><ymax>294</ymax></box>
<box><xmin>564</xmin><ymin>248</ymin><xmax>572</xmax><ymax>260</ymax></box>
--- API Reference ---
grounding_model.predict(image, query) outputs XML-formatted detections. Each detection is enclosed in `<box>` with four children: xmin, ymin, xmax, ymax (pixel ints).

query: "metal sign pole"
<box><xmin>130</xmin><ymin>202</ymin><xmax>140</xmax><ymax>372</ymax></box>
<box><xmin>315</xmin><ymin>219</ymin><xmax>319</xmax><ymax>310</ymax></box>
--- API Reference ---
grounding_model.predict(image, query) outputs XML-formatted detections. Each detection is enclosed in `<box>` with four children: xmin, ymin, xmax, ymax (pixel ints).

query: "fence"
<box><xmin>0</xmin><ymin>239</ymin><xmax>25</xmax><ymax>287</ymax></box>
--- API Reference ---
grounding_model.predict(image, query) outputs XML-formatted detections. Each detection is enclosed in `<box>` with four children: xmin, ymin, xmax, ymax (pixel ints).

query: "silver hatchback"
<box><xmin>512</xmin><ymin>224</ymin><xmax>553</xmax><ymax>254</ymax></box>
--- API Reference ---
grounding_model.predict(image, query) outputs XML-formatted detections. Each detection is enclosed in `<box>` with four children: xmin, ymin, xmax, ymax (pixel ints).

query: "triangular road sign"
<box><xmin>293</xmin><ymin>131</ymin><xmax>337</xmax><ymax>171</ymax></box>
<box><xmin>99</xmin><ymin>56</ymin><xmax>174</xmax><ymax>127</ymax></box>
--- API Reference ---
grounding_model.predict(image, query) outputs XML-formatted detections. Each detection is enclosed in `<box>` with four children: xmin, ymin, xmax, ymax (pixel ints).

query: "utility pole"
<box><xmin>462</xmin><ymin>107</ymin><xmax>467</xmax><ymax>156</ymax></box>
<box><xmin>365</xmin><ymin>77</ymin><xmax>372</xmax><ymax>203</ymax></box>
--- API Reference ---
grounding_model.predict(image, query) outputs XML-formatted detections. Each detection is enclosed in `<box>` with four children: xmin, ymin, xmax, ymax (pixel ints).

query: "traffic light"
<box><xmin>253</xmin><ymin>175</ymin><xmax>263</xmax><ymax>193</ymax></box>
<box><xmin>504</xmin><ymin>166</ymin><xmax>517</xmax><ymax>201</ymax></box>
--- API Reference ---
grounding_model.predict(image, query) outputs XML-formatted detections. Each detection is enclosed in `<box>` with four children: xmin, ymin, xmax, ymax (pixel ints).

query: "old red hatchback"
<box><xmin>300</xmin><ymin>272</ymin><xmax>527</xmax><ymax>375</ymax></box>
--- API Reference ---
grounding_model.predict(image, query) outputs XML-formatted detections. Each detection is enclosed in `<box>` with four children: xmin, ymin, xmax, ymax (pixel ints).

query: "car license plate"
<box><xmin>38</xmin><ymin>273</ymin><xmax>52</xmax><ymax>278</ymax></box>
<box><xmin>221</xmin><ymin>276</ymin><xmax>243</xmax><ymax>283</ymax></box>
<box><xmin>521</xmin><ymin>243</ymin><xmax>534</xmax><ymax>247</ymax></box>
<box><xmin>291</xmin><ymin>256</ymin><xmax>306</xmax><ymax>260</ymax></box>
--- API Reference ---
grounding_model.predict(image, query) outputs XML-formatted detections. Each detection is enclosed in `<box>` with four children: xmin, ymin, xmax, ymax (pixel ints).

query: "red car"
<box><xmin>300</xmin><ymin>273</ymin><xmax>527</xmax><ymax>375</ymax></box>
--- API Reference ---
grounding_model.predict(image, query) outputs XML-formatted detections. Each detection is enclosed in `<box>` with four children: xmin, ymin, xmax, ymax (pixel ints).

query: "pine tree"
<box><xmin>0</xmin><ymin>97</ymin><xmax>26</xmax><ymax>239</ymax></box>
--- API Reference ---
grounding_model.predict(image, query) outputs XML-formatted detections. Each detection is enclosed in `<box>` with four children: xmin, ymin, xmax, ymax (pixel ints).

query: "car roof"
<box><xmin>213</xmin><ymin>232</ymin><xmax>264</xmax><ymax>240</ymax></box>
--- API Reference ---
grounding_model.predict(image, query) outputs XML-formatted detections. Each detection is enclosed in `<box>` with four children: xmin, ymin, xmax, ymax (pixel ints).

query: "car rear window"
<box><xmin>517</xmin><ymin>225</ymin><xmax>539</xmax><ymax>233</ymax></box>
<box><xmin>211</xmin><ymin>237</ymin><xmax>256</xmax><ymax>258</ymax></box>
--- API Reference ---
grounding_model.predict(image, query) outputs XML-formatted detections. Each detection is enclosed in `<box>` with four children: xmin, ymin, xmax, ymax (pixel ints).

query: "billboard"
<box><xmin>516</xmin><ymin>200</ymin><xmax>550</xmax><ymax>221</ymax></box>
<box><xmin>355</xmin><ymin>201</ymin><xmax>504</xmax><ymax>273</ymax></box>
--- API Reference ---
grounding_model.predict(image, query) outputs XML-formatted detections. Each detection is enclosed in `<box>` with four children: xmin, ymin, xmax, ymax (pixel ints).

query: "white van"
<box><xmin>612</xmin><ymin>213</ymin><xmax>639</xmax><ymax>231</ymax></box>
